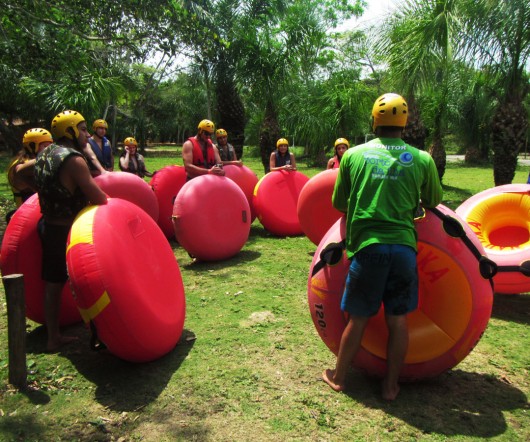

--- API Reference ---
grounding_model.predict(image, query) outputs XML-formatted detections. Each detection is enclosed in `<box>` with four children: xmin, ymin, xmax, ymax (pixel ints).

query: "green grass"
<box><xmin>0</xmin><ymin>148</ymin><xmax>528</xmax><ymax>441</ymax></box>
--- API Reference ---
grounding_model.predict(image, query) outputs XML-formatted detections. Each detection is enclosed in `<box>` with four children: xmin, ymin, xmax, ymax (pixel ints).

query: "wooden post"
<box><xmin>3</xmin><ymin>274</ymin><xmax>27</xmax><ymax>390</ymax></box>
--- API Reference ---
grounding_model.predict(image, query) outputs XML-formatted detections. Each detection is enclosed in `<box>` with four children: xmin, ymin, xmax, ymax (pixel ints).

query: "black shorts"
<box><xmin>37</xmin><ymin>218</ymin><xmax>71</xmax><ymax>283</ymax></box>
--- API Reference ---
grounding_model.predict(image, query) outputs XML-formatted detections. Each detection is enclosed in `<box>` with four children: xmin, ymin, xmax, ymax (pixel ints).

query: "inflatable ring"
<box><xmin>253</xmin><ymin>170</ymin><xmax>309</xmax><ymax>236</ymax></box>
<box><xmin>456</xmin><ymin>184</ymin><xmax>530</xmax><ymax>294</ymax></box>
<box><xmin>0</xmin><ymin>194</ymin><xmax>80</xmax><ymax>325</ymax></box>
<box><xmin>308</xmin><ymin>205</ymin><xmax>493</xmax><ymax>380</ymax></box>
<box><xmin>223</xmin><ymin>164</ymin><xmax>259</xmax><ymax>222</ymax></box>
<box><xmin>297</xmin><ymin>169</ymin><xmax>342</xmax><ymax>245</ymax></box>
<box><xmin>94</xmin><ymin>172</ymin><xmax>159</xmax><ymax>222</ymax></box>
<box><xmin>149</xmin><ymin>166</ymin><xmax>187</xmax><ymax>239</ymax></box>
<box><xmin>67</xmin><ymin>198</ymin><xmax>186</xmax><ymax>362</ymax></box>
<box><xmin>172</xmin><ymin>175</ymin><xmax>251</xmax><ymax>261</ymax></box>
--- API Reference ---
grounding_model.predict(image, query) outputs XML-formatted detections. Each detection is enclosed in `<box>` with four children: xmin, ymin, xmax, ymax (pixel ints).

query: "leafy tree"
<box><xmin>234</xmin><ymin>0</ymin><xmax>365</xmax><ymax>172</ymax></box>
<box><xmin>461</xmin><ymin>0</ymin><xmax>530</xmax><ymax>185</ymax></box>
<box><xmin>378</xmin><ymin>0</ymin><xmax>466</xmax><ymax>181</ymax></box>
<box><xmin>449</xmin><ymin>66</ymin><xmax>494</xmax><ymax>163</ymax></box>
<box><xmin>280</xmin><ymin>70</ymin><xmax>374</xmax><ymax>166</ymax></box>
<box><xmin>0</xmin><ymin>0</ymin><xmax>195</xmax><ymax>150</ymax></box>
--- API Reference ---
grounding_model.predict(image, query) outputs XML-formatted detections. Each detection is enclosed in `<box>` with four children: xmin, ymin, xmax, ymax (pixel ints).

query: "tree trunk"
<box><xmin>429</xmin><ymin>136</ymin><xmax>446</xmax><ymax>182</ymax></box>
<box><xmin>491</xmin><ymin>99</ymin><xmax>527</xmax><ymax>186</ymax></box>
<box><xmin>259</xmin><ymin>101</ymin><xmax>280</xmax><ymax>174</ymax></box>
<box><xmin>402</xmin><ymin>97</ymin><xmax>427</xmax><ymax>150</ymax></box>
<box><xmin>215</xmin><ymin>79</ymin><xmax>246</xmax><ymax>160</ymax></box>
<box><xmin>464</xmin><ymin>146</ymin><xmax>485</xmax><ymax>164</ymax></box>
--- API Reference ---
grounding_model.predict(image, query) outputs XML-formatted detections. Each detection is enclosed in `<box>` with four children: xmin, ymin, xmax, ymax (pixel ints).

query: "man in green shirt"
<box><xmin>322</xmin><ymin>93</ymin><xmax>443</xmax><ymax>400</ymax></box>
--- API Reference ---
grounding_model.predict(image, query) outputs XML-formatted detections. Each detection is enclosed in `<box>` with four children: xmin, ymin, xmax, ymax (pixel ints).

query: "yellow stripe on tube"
<box><xmin>78</xmin><ymin>291</ymin><xmax>111</xmax><ymax>323</ymax></box>
<box><xmin>66</xmin><ymin>205</ymin><xmax>98</xmax><ymax>252</ymax></box>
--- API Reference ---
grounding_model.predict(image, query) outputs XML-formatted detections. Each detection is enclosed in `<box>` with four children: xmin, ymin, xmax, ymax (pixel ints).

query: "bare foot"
<box><xmin>46</xmin><ymin>335</ymin><xmax>79</xmax><ymax>353</ymax></box>
<box><xmin>381</xmin><ymin>381</ymin><xmax>400</xmax><ymax>401</ymax></box>
<box><xmin>322</xmin><ymin>369</ymin><xmax>345</xmax><ymax>392</ymax></box>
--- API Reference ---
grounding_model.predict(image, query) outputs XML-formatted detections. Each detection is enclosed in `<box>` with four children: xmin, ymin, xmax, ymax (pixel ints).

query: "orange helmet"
<box><xmin>92</xmin><ymin>119</ymin><xmax>108</xmax><ymax>131</ymax></box>
<box><xmin>372</xmin><ymin>93</ymin><xmax>408</xmax><ymax>131</ymax></box>
<box><xmin>51</xmin><ymin>110</ymin><xmax>85</xmax><ymax>140</ymax></box>
<box><xmin>22</xmin><ymin>128</ymin><xmax>53</xmax><ymax>155</ymax></box>
<box><xmin>124</xmin><ymin>137</ymin><xmax>138</xmax><ymax>146</ymax></box>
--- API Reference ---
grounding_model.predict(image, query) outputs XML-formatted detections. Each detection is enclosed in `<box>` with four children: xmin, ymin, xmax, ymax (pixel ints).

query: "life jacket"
<box><xmin>35</xmin><ymin>144</ymin><xmax>88</xmax><ymax>220</ymax></box>
<box><xmin>217</xmin><ymin>143</ymin><xmax>235</xmax><ymax>161</ymax></box>
<box><xmin>275</xmin><ymin>150</ymin><xmax>291</xmax><ymax>167</ymax></box>
<box><xmin>7</xmin><ymin>157</ymin><xmax>35</xmax><ymax>207</ymax></box>
<box><xmin>88</xmin><ymin>136</ymin><xmax>113</xmax><ymax>170</ymax></box>
<box><xmin>189</xmin><ymin>137</ymin><xmax>216</xmax><ymax>169</ymax></box>
<box><xmin>332</xmin><ymin>156</ymin><xmax>340</xmax><ymax>169</ymax></box>
<box><xmin>119</xmin><ymin>152</ymin><xmax>147</xmax><ymax>177</ymax></box>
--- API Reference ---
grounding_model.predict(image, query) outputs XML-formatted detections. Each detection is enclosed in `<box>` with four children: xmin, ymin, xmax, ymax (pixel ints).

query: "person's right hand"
<box><xmin>209</xmin><ymin>165</ymin><xmax>225</xmax><ymax>176</ymax></box>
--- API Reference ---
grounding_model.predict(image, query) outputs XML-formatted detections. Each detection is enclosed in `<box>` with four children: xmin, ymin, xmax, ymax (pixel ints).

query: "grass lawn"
<box><xmin>0</xmin><ymin>147</ymin><xmax>528</xmax><ymax>441</ymax></box>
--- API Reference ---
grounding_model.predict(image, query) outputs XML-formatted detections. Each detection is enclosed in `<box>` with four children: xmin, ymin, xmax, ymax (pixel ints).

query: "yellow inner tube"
<box><xmin>466</xmin><ymin>193</ymin><xmax>530</xmax><ymax>250</ymax></box>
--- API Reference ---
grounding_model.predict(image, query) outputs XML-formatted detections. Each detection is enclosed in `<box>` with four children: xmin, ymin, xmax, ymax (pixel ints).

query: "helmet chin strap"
<box><xmin>66</xmin><ymin>127</ymin><xmax>82</xmax><ymax>149</ymax></box>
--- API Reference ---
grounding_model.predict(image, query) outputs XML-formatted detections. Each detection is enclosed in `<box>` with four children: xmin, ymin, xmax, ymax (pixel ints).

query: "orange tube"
<box><xmin>456</xmin><ymin>184</ymin><xmax>530</xmax><ymax>294</ymax></box>
<box><xmin>308</xmin><ymin>205</ymin><xmax>493</xmax><ymax>380</ymax></box>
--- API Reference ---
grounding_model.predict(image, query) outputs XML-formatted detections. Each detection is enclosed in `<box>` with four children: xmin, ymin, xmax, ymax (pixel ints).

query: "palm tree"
<box><xmin>210</xmin><ymin>1</ymin><xmax>247</xmax><ymax>159</ymax></box>
<box><xmin>378</xmin><ymin>0</ymin><xmax>465</xmax><ymax>181</ymax></box>
<box><xmin>461</xmin><ymin>0</ymin><xmax>530</xmax><ymax>185</ymax></box>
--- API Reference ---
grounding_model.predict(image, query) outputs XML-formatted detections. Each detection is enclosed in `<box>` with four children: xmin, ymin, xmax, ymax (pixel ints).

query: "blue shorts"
<box><xmin>341</xmin><ymin>244</ymin><xmax>418</xmax><ymax>317</ymax></box>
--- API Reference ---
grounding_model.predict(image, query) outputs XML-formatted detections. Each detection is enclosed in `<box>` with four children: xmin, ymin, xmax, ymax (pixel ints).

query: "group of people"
<box><xmin>181</xmin><ymin>119</ymin><xmax>242</xmax><ymax>180</ymax></box>
<box><xmin>5</xmin><ymin>93</ymin><xmax>443</xmax><ymax>401</ymax></box>
<box><xmin>7</xmin><ymin>120</ymin><xmax>156</xmax><ymax>215</ymax></box>
<box><xmin>86</xmin><ymin>119</ymin><xmax>156</xmax><ymax>178</ymax></box>
<box><xmin>5</xmin><ymin>111</ymin><xmax>161</xmax><ymax>350</ymax></box>
<box><xmin>182</xmin><ymin>118</ymin><xmax>302</xmax><ymax>178</ymax></box>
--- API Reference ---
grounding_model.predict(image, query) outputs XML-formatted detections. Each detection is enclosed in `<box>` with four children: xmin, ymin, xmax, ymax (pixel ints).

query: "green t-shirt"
<box><xmin>332</xmin><ymin>137</ymin><xmax>443</xmax><ymax>258</ymax></box>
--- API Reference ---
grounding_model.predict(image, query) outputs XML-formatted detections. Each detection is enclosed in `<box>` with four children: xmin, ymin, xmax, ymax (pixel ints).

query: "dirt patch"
<box><xmin>240</xmin><ymin>311</ymin><xmax>277</xmax><ymax>327</ymax></box>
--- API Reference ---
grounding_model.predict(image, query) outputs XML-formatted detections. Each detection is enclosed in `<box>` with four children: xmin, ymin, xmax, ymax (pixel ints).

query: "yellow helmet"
<box><xmin>51</xmin><ymin>110</ymin><xmax>85</xmax><ymax>140</ymax></box>
<box><xmin>92</xmin><ymin>119</ymin><xmax>108</xmax><ymax>131</ymax></box>
<box><xmin>276</xmin><ymin>138</ymin><xmax>289</xmax><ymax>148</ymax></box>
<box><xmin>22</xmin><ymin>128</ymin><xmax>53</xmax><ymax>155</ymax></box>
<box><xmin>198</xmin><ymin>119</ymin><xmax>215</xmax><ymax>134</ymax></box>
<box><xmin>124</xmin><ymin>137</ymin><xmax>138</xmax><ymax>146</ymax></box>
<box><xmin>216</xmin><ymin>128</ymin><xmax>227</xmax><ymax>137</ymax></box>
<box><xmin>372</xmin><ymin>93</ymin><xmax>408</xmax><ymax>131</ymax></box>
<box><xmin>334</xmin><ymin>138</ymin><xmax>349</xmax><ymax>148</ymax></box>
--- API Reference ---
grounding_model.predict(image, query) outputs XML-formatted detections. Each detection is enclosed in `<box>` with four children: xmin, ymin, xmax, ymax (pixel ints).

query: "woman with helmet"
<box><xmin>215</xmin><ymin>128</ymin><xmax>242</xmax><ymax>166</ymax></box>
<box><xmin>270</xmin><ymin>138</ymin><xmax>297</xmax><ymax>172</ymax></box>
<box><xmin>87</xmin><ymin>119</ymin><xmax>114</xmax><ymax>171</ymax></box>
<box><xmin>34</xmin><ymin>109</ymin><xmax>108</xmax><ymax>352</ymax></box>
<box><xmin>327</xmin><ymin>138</ymin><xmax>350</xmax><ymax>170</ymax></box>
<box><xmin>7</xmin><ymin>128</ymin><xmax>53</xmax><ymax>211</ymax></box>
<box><xmin>182</xmin><ymin>119</ymin><xmax>224</xmax><ymax>180</ymax></box>
<box><xmin>119</xmin><ymin>137</ymin><xmax>155</xmax><ymax>178</ymax></box>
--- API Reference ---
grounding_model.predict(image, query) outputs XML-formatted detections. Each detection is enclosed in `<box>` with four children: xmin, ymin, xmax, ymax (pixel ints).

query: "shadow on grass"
<box><xmin>25</xmin><ymin>325</ymin><xmax>195</xmax><ymax>413</ymax></box>
<box><xmin>247</xmin><ymin>223</ymin><xmax>276</xmax><ymax>241</ymax></box>
<box><xmin>342</xmin><ymin>369</ymin><xmax>528</xmax><ymax>438</ymax></box>
<box><xmin>182</xmin><ymin>249</ymin><xmax>262</xmax><ymax>272</ymax></box>
<box><xmin>0</xmin><ymin>413</ymin><xmax>48</xmax><ymax>442</ymax></box>
<box><xmin>441</xmin><ymin>183</ymin><xmax>474</xmax><ymax>210</ymax></box>
<box><xmin>491</xmin><ymin>293</ymin><xmax>530</xmax><ymax>325</ymax></box>
<box><xmin>246</xmin><ymin>222</ymin><xmax>308</xmax><ymax>244</ymax></box>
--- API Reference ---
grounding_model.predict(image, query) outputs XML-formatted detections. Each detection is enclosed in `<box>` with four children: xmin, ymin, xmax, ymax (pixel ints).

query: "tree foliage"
<box><xmin>1</xmin><ymin>0</ymin><xmax>528</xmax><ymax>187</ymax></box>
